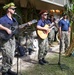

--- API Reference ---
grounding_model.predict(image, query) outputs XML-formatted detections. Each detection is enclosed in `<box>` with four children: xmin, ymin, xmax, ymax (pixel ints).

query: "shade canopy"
<box><xmin>20</xmin><ymin>0</ymin><xmax>64</xmax><ymax>10</ymax></box>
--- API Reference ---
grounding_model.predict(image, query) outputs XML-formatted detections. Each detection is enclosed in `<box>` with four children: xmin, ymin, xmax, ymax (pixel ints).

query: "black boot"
<box><xmin>2</xmin><ymin>72</ymin><xmax>9</xmax><ymax>75</ymax></box>
<box><xmin>38</xmin><ymin>59</ymin><xmax>44</xmax><ymax>65</ymax></box>
<box><xmin>42</xmin><ymin>58</ymin><xmax>49</xmax><ymax>63</ymax></box>
<box><xmin>7</xmin><ymin>69</ymin><xmax>17</xmax><ymax>75</ymax></box>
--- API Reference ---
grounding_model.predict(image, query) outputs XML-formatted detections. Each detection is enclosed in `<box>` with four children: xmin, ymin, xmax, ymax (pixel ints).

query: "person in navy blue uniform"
<box><xmin>0</xmin><ymin>2</ymin><xmax>18</xmax><ymax>75</ymax></box>
<box><xmin>37</xmin><ymin>10</ymin><xmax>51</xmax><ymax>65</ymax></box>
<box><xmin>58</xmin><ymin>14</ymin><xmax>71</xmax><ymax>53</ymax></box>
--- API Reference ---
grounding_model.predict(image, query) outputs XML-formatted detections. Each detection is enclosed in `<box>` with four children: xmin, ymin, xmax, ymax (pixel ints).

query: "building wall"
<box><xmin>46</xmin><ymin>0</ymin><xmax>68</xmax><ymax>5</ymax></box>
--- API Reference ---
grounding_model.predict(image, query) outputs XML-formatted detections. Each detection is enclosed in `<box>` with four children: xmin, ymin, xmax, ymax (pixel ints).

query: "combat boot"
<box><xmin>38</xmin><ymin>59</ymin><xmax>45</xmax><ymax>65</ymax></box>
<box><xmin>42</xmin><ymin>58</ymin><xmax>49</xmax><ymax>63</ymax></box>
<box><xmin>7</xmin><ymin>69</ymin><xmax>17</xmax><ymax>75</ymax></box>
<box><xmin>2</xmin><ymin>72</ymin><xmax>9</xmax><ymax>75</ymax></box>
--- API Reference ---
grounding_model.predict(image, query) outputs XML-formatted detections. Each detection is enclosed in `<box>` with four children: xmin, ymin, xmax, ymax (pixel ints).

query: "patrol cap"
<box><xmin>3</xmin><ymin>2</ymin><xmax>16</xmax><ymax>10</ymax></box>
<box><xmin>39</xmin><ymin>10</ymin><xmax>48</xmax><ymax>15</ymax></box>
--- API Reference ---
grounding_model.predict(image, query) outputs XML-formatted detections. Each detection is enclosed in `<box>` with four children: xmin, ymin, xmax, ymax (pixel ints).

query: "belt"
<box><xmin>62</xmin><ymin>30</ymin><xmax>68</xmax><ymax>31</ymax></box>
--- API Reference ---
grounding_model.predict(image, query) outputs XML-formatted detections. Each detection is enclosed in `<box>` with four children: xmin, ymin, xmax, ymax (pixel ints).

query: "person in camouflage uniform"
<box><xmin>37</xmin><ymin>10</ymin><xmax>51</xmax><ymax>65</ymax></box>
<box><xmin>58</xmin><ymin>14</ymin><xmax>71</xmax><ymax>53</ymax></box>
<box><xmin>0</xmin><ymin>2</ymin><xmax>18</xmax><ymax>75</ymax></box>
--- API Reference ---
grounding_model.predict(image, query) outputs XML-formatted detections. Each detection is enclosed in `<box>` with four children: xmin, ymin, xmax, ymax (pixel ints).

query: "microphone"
<box><xmin>14</xmin><ymin>12</ymin><xmax>22</xmax><ymax>24</ymax></box>
<box><xmin>14</xmin><ymin>12</ymin><xmax>17</xmax><ymax>15</ymax></box>
<box><xmin>14</xmin><ymin>12</ymin><xmax>21</xmax><ymax>18</ymax></box>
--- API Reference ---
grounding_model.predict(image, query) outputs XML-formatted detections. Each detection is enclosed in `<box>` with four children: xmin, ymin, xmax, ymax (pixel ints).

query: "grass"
<box><xmin>22</xmin><ymin>53</ymin><xmax>74</xmax><ymax>75</ymax></box>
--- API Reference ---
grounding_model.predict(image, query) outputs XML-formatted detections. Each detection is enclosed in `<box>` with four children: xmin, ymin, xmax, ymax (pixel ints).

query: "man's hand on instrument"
<box><xmin>28</xmin><ymin>21</ymin><xmax>32</xmax><ymax>26</ymax></box>
<box><xmin>0</xmin><ymin>24</ymin><xmax>12</xmax><ymax>34</ymax></box>
<box><xmin>6</xmin><ymin>28</ymin><xmax>12</xmax><ymax>34</ymax></box>
<box><xmin>44</xmin><ymin>28</ymin><xmax>49</xmax><ymax>33</ymax></box>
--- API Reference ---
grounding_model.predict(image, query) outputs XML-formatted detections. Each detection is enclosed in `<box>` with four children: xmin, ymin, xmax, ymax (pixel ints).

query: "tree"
<box><xmin>64</xmin><ymin>0</ymin><xmax>74</xmax><ymax>42</ymax></box>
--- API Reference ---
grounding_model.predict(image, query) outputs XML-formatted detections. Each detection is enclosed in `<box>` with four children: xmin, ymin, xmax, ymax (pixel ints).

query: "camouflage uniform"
<box><xmin>37</xmin><ymin>10</ymin><xmax>51</xmax><ymax>64</ymax></box>
<box><xmin>0</xmin><ymin>15</ymin><xmax>18</xmax><ymax>73</ymax></box>
<box><xmin>38</xmin><ymin>37</ymin><xmax>49</xmax><ymax>60</ymax></box>
<box><xmin>61</xmin><ymin>31</ymin><xmax>70</xmax><ymax>52</ymax></box>
<box><xmin>1</xmin><ymin>37</ymin><xmax>16</xmax><ymax>72</ymax></box>
<box><xmin>58</xmin><ymin>15</ymin><xmax>70</xmax><ymax>52</ymax></box>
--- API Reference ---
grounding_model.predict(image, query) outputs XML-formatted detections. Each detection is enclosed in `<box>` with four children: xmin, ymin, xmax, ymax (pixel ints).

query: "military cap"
<box><xmin>39</xmin><ymin>10</ymin><xmax>48</xmax><ymax>15</ymax></box>
<box><xmin>3</xmin><ymin>2</ymin><xmax>16</xmax><ymax>10</ymax></box>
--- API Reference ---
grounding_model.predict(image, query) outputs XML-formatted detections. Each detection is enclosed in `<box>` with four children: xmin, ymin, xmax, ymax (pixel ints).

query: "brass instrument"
<box><xmin>56</xmin><ymin>32</ymin><xmax>60</xmax><ymax>43</ymax></box>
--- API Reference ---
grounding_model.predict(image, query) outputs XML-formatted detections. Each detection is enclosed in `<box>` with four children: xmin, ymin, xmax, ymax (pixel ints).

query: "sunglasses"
<box><xmin>43</xmin><ymin>14</ymin><xmax>48</xmax><ymax>16</ymax></box>
<box><xmin>10</xmin><ymin>8</ymin><xmax>15</xmax><ymax>10</ymax></box>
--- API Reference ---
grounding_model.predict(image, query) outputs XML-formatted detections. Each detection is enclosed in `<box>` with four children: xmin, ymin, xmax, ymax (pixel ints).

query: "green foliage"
<box><xmin>64</xmin><ymin>0</ymin><xmax>74</xmax><ymax>42</ymax></box>
<box><xmin>64</xmin><ymin>0</ymin><xmax>74</xmax><ymax>19</ymax></box>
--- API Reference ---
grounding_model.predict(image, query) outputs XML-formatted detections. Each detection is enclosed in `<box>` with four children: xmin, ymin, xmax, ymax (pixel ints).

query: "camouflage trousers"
<box><xmin>0</xmin><ymin>36</ymin><xmax>16</xmax><ymax>72</ymax></box>
<box><xmin>48</xmin><ymin>29</ymin><xmax>55</xmax><ymax>44</ymax></box>
<box><xmin>61</xmin><ymin>31</ymin><xmax>70</xmax><ymax>52</ymax></box>
<box><xmin>38</xmin><ymin>38</ymin><xmax>49</xmax><ymax>60</ymax></box>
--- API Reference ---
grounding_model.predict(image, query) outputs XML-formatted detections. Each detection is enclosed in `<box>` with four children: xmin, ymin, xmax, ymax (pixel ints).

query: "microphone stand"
<box><xmin>48</xmin><ymin>39</ymin><xmax>69</xmax><ymax>70</ymax></box>
<box><xmin>58</xmin><ymin>39</ymin><xmax>68</xmax><ymax>70</ymax></box>
<box><xmin>58</xmin><ymin>39</ymin><xmax>62</xmax><ymax>70</ymax></box>
<box><xmin>14</xmin><ymin>13</ymin><xmax>22</xmax><ymax>75</ymax></box>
